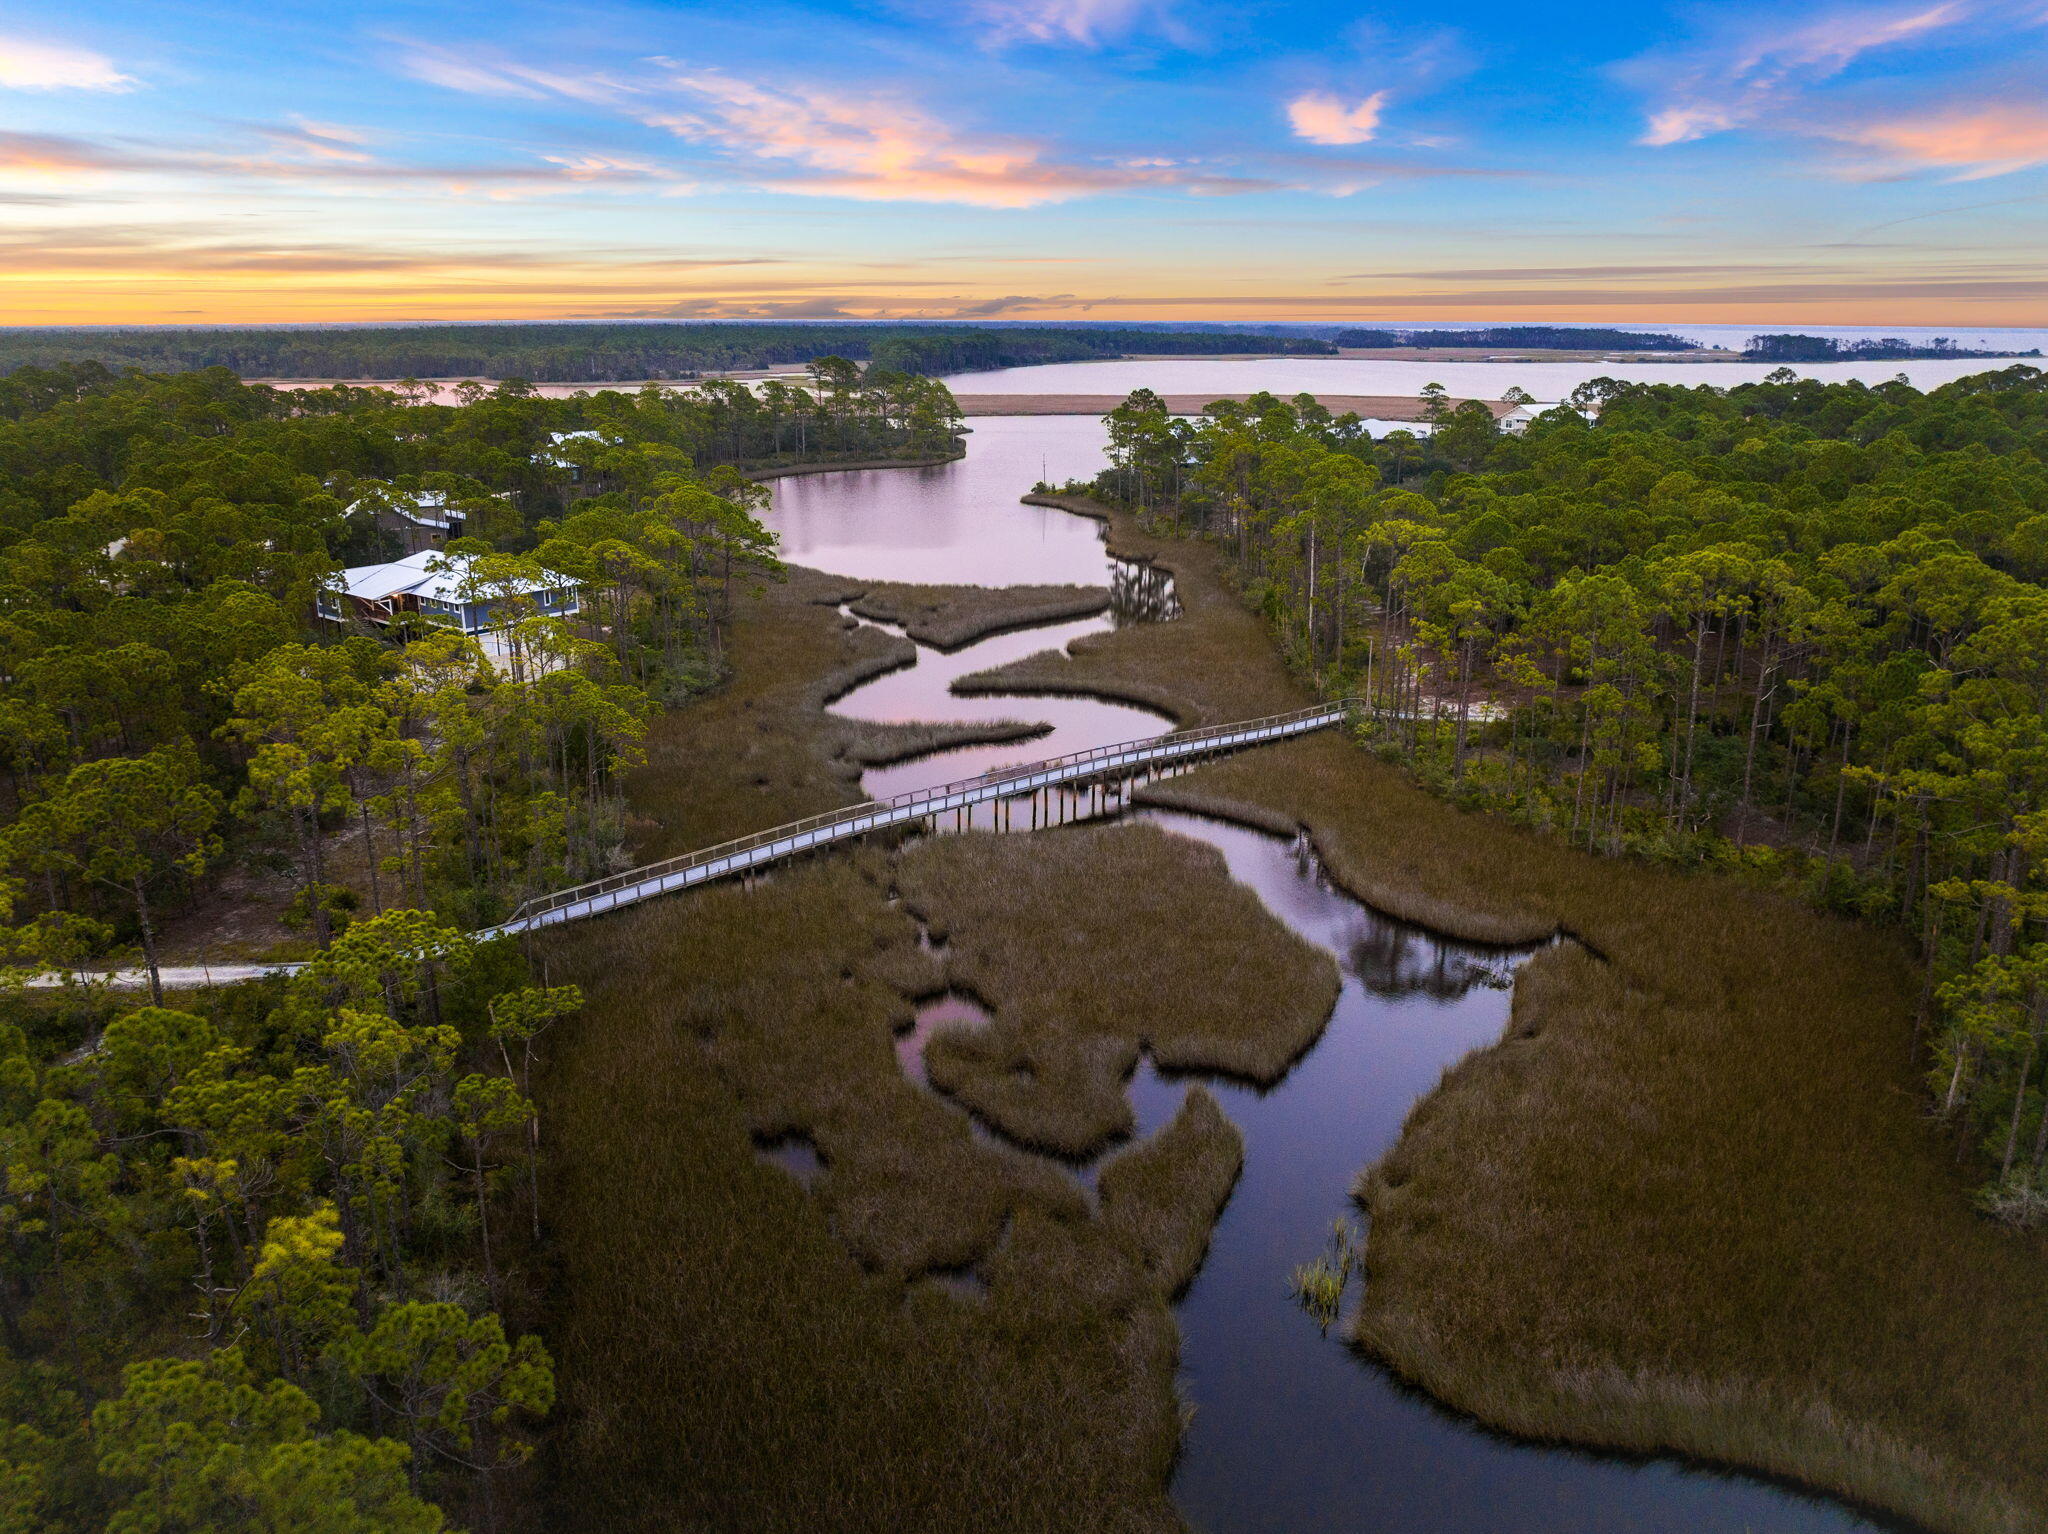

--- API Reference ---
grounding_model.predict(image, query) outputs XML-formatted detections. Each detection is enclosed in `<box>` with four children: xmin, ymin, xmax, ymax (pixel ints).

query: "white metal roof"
<box><xmin>331</xmin><ymin>551</ymin><xmax>565</xmax><ymax>606</ymax></box>
<box><xmin>346</xmin><ymin>490</ymin><xmax>453</xmax><ymax>529</ymax></box>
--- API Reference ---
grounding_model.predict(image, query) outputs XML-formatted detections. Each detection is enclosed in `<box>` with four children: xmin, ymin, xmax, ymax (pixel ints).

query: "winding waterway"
<box><xmin>762</xmin><ymin>419</ymin><xmax>1891</xmax><ymax>1534</ymax></box>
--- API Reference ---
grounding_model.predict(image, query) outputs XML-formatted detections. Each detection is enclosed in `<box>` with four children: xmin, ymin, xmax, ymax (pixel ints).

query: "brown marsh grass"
<box><xmin>622</xmin><ymin>565</ymin><xmax>1046</xmax><ymax>860</ymax></box>
<box><xmin>1098</xmin><ymin>1086</ymin><xmax>1243</xmax><ymax>1299</ymax></box>
<box><xmin>540</xmin><ymin>854</ymin><xmax>1178</xmax><ymax>1532</ymax></box>
<box><xmin>899</xmin><ymin>824</ymin><xmax>1339</xmax><ymax>1158</ymax></box>
<box><xmin>983</xmin><ymin>498</ymin><xmax>2048</xmax><ymax>1534</ymax></box>
<box><xmin>847</xmin><ymin>581</ymin><xmax>1111</xmax><ymax>650</ymax></box>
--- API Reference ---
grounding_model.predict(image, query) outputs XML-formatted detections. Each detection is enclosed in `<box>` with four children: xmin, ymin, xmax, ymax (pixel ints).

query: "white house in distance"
<box><xmin>317</xmin><ymin>551</ymin><xmax>580</xmax><ymax>636</ymax></box>
<box><xmin>536</xmin><ymin>430</ymin><xmax>616</xmax><ymax>483</ymax></box>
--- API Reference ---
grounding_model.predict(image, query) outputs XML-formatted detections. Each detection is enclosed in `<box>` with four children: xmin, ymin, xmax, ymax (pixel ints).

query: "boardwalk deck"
<box><xmin>483</xmin><ymin>699</ymin><xmax>1354</xmax><ymax>938</ymax></box>
<box><xmin>34</xmin><ymin>700</ymin><xmax>1358</xmax><ymax>987</ymax></box>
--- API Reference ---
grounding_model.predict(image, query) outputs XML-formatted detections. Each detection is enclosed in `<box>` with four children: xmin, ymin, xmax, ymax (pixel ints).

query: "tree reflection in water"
<box><xmin>1109</xmin><ymin>558</ymin><xmax>1182</xmax><ymax>626</ymax></box>
<box><xmin>1347</xmin><ymin>921</ymin><xmax>1524</xmax><ymax>1002</ymax></box>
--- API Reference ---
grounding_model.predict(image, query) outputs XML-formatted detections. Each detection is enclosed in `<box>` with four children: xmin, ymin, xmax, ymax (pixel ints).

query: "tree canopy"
<box><xmin>1093</xmin><ymin>365</ymin><xmax>2048</xmax><ymax>1218</ymax></box>
<box><xmin>0</xmin><ymin>355</ymin><xmax>935</xmax><ymax>1528</ymax></box>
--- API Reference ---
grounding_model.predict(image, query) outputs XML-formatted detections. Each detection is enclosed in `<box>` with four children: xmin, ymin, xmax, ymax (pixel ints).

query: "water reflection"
<box><xmin>754</xmin><ymin>1132</ymin><xmax>823</xmax><ymax>1187</ymax></box>
<box><xmin>1109</xmin><ymin>557</ymin><xmax>1181</xmax><ymax>625</ymax></box>
<box><xmin>1349</xmin><ymin>922</ymin><xmax>1523</xmax><ymax>1001</ymax></box>
<box><xmin>765</xmin><ymin>416</ymin><xmax>1115</xmax><ymax>587</ymax></box>
<box><xmin>896</xmin><ymin>991</ymin><xmax>992</xmax><ymax>1088</ymax></box>
<box><xmin>1115</xmin><ymin>812</ymin><xmax>1876</xmax><ymax>1534</ymax></box>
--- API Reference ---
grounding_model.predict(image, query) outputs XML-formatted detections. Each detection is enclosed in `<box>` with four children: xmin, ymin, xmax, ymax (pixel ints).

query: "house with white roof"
<box><xmin>345</xmin><ymin>489</ymin><xmax>488</xmax><ymax>555</ymax></box>
<box><xmin>536</xmin><ymin>430</ymin><xmax>625</xmax><ymax>500</ymax></box>
<box><xmin>536</xmin><ymin>430</ymin><xmax>618</xmax><ymax>481</ymax></box>
<box><xmin>316</xmin><ymin>551</ymin><xmax>580</xmax><ymax>636</ymax></box>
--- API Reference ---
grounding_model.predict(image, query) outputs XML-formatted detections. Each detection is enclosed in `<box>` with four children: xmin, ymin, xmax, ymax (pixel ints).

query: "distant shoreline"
<box><xmin>1334</xmin><ymin>346</ymin><xmax>1744</xmax><ymax>363</ymax></box>
<box><xmin>953</xmin><ymin>392</ymin><xmax>1514</xmax><ymax>420</ymax></box>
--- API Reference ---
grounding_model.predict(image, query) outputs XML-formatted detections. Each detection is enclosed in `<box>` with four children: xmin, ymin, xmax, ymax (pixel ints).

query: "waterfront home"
<box><xmin>317</xmin><ymin>550</ymin><xmax>579</xmax><ymax>635</ymax></box>
<box><xmin>345</xmin><ymin>488</ymin><xmax>478</xmax><ymax>554</ymax></box>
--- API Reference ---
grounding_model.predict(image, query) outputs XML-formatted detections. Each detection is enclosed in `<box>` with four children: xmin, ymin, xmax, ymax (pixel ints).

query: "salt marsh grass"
<box><xmin>846</xmin><ymin>582</ymin><xmax>1111</xmax><ymax>650</ymax></box>
<box><xmin>898</xmin><ymin>824</ymin><xmax>1340</xmax><ymax>1157</ymax></box>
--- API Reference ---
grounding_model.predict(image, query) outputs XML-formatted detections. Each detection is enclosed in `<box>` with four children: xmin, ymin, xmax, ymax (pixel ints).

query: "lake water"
<box><xmin>942</xmin><ymin>354</ymin><xmax>2038</xmax><ymax>407</ymax></box>
<box><xmin>760</xmin><ymin>422</ymin><xmax>1897</xmax><ymax>1533</ymax></box>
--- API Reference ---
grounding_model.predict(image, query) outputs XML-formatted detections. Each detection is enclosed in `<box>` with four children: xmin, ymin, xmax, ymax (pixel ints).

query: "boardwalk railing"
<box><xmin>481</xmin><ymin>699</ymin><xmax>1359</xmax><ymax>939</ymax></box>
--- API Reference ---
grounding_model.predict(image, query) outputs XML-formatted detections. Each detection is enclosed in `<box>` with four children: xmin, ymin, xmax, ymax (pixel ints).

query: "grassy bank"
<box><xmin>959</xmin><ymin>496</ymin><xmax>2048</xmax><ymax>1533</ymax></box>
<box><xmin>847</xmin><ymin>581</ymin><xmax>1111</xmax><ymax>649</ymax></box>
<box><xmin>899</xmin><ymin>824</ymin><xmax>1338</xmax><ymax>1158</ymax></box>
<box><xmin>743</xmin><ymin>449</ymin><xmax>964</xmax><ymax>481</ymax></box>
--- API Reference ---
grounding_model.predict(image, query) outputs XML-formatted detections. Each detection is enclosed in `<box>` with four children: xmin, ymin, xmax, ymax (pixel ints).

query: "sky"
<box><xmin>5</xmin><ymin>0</ymin><xmax>2048</xmax><ymax>327</ymax></box>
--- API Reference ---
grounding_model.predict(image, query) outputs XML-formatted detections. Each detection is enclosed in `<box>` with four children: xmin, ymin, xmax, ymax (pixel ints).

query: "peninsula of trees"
<box><xmin>1334</xmin><ymin>326</ymin><xmax>1704</xmax><ymax>351</ymax></box>
<box><xmin>1743</xmin><ymin>333</ymin><xmax>2043</xmax><ymax>362</ymax></box>
<box><xmin>0</xmin><ymin>324</ymin><xmax>1336</xmax><ymax>383</ymax></box>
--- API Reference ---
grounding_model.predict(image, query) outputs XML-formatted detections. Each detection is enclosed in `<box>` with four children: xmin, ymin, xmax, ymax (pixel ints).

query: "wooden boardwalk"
<box><xmin>480</xmin><ymin>700</ymin><xmax>1355</xmax><ymax>938</ymax></box>
<box><xmin>38</xmin><ymin>701</ymin><xmax>1357</xmax><ymax>988</ymax></box>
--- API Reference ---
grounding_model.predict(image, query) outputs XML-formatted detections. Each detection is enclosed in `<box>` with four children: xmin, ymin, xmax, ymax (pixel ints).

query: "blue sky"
<box><xmin>6</xmin><ymin>0</ymin><xmax>2048</xmax><ymax>324</ymax></box>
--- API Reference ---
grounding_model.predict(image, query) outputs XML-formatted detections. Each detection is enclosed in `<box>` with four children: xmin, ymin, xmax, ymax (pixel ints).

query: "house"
<box><xmin>317</xmin><ymin>551</ymin><xmax>580</xmax><ymax>636</ymax></box>
<box><xmin>536</xmin><ymin>430</ymin><xmax>621</xmax><ymax>498</ymax></box>
<box><xmin>536</xmin><ymin>430</ymin><xmax>614</xmax><ymax>482</ymax></box>
<box><xmin>346</xmin><ymin>490</ymin><xmax>464</xmax><ymax>555</ymax></box>
<box><xmin>1497</xmin><ymin>404</ymin><xmax>1539</xmax><ymax>435</ymax></box>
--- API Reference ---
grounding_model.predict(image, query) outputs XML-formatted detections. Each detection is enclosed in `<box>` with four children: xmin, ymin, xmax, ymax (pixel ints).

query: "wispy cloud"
<box><xmin>1337</xmin><ymin>263</ymin><xmax>1829</xmax><ymax>281</ymax></box>
<box><xmin>645</xmin><ymin>74</ymin><xmax>1510</xmax><ymax>203</ymax></box>
<box><xmin>394</xmin><ymin>39</ymin><xmax>1510</xmax><ymax>206</ymax></box>
<box><xmin>1286</xmin><ymin>90</ymin><xmax>1388</xmax><ymax>146</ymax></box>
<box><xmin>0</xmin><ymin>224</ymin><xmax>790</xmax><ymax>276</ymax></box>
<box><xmin>0</xmin><ymin>128</ymin><xmax>691</xmax><ymax>198</ymax></box>
<box><xmin>392</xmin><ymin>44</ymin><xmax>636</xmax><ymax>105</ymax></box>
<box><xmin>0</xmin><ymin>33</ymin><xmax>133</xmax><ymax>91</ymax></box>
<box><xmin>646</xmin><ymin>69</ymin><xmax>1272</xmax><ymax>205</ymax></box>
<box><xmin>252</xmin><ymin>118</ymin><xmax>377</xmax><ymax>164</ymax></box>
<box><xmin>1631</xmin><ymin>2</ymin><xmax>1970</xmax><ymax>146</ymax></box>
<box><xmin>1820</xmin><ymin>102</ymin><xmax>2048</xmax><ymax>176</ymax></box>
<box><xmin>960</xmin><ymin>0</ymin><xmax>1175</xmax><ymax>46</ymax></box>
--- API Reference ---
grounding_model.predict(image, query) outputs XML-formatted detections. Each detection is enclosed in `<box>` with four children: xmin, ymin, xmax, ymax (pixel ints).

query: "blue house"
<box><xmin>317</xmin><ymin>551</ymin><xmax>580</xmax><ymax>636</ymax></box>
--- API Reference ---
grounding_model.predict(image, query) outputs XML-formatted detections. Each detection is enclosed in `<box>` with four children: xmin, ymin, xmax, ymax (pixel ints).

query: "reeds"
<box><xmin>1288</xmin><ymin>1218</ymin><xmax>1365</xmax><ymax>1333</ymax></box>
<box><xmin>1098</xmin><ymin>1086</ymin><xmax>1243</xmax><ymax>1298</ymax></box>
<box><xmin>621</xmin><ymin>565</ymin><xmax>1053</xmax><ymax>862</ymax></box>
<box><xmin>540</xmin><ymin>706</ymin><xmax>1331</xmax><ymax>1528</ymax></box>
<box><xmin>540</xmin><ymin>846</ymin><xmax>1188</xmax><ymax>1532</ymax></box>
